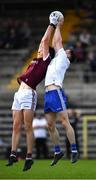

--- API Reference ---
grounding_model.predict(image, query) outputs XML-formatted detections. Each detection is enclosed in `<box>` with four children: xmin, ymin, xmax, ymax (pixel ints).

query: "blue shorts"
<box><xmin>44</xmin><ymin>89</ymin><xmax>67</xmax><ymax>113</ymax></box>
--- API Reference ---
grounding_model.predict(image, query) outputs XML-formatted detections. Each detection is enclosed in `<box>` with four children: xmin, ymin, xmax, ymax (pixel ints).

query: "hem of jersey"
<box><xmin>44</xmin><ymin>108</ymin><xmax>66</xmax><ymax>113</ymax></box>
<box><xmin>43</xmin><ymin>53</ymin><xmax>50</xmax><ymax>61</ymax></box>
<box><xmin>12</xmin><ymin>108</ymin><xmax>35</xmax><ymax>111</ymax></box>
<box><xmin>45</xmin><ymin>84</ymin><xmax>62</xmax><ymax>88</ymax></box>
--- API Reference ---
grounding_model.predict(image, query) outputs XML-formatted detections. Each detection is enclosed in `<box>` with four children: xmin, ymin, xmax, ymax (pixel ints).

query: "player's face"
<box><xmin>65</xmin><ymin>49</ymin><xmax>71</xmax><ymax>59</ymax></box>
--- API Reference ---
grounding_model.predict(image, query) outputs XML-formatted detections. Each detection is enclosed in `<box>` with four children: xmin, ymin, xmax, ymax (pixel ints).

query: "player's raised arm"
<box><xmin>37</xmin><ymin>14</ymin><xmax>58</xmax><ymax>60</ymax></box>
<box><xmin>52</xmin><ymin>18</ymin><xmax>64</xmax><ymax>53</ymax></box>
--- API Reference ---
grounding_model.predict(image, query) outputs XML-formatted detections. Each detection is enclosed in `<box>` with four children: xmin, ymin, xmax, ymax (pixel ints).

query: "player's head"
<box><xmin>37</xmin><ymin>45</ymin><xmax>55</xmax><ymax>59</ymax></box>
<box><xmin>65</xmin><ymin>48</ymin><xmax>75</xmax><ymax>62</ymax></box>
<box><xmin>49</xmin><ymin>46</ymin><xmax>55</xmax><ymax>59</ymax></box>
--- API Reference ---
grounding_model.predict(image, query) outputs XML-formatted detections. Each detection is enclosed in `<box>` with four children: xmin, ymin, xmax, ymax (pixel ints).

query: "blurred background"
<box><xmin>0</xmin><ymin>0</ymin><xmax>96</xmax><ymax>160</ymax></box>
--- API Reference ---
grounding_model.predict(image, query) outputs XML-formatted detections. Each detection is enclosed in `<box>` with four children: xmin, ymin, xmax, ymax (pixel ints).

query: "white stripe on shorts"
<box><xmin>57</xmin><ymin>89</ymin><xmax>66</xmax><ymax>111</ymax></box>
<box><xmin>31</xmin><ymin>90</ymin><xmax>37</xmax><ymax>111</ymax></box>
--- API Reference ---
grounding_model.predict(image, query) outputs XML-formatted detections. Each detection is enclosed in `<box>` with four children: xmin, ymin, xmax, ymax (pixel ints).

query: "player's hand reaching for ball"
<box><xmin>49</xmin><ymin>13</ymin><xmax>59</xmax><ymax>26</ymax></box>
<box><xmin>49</xmin><ymin>11</ymin><xmax>64</xmax><ymax>28</ymax></box>
<box><xmin>57</xmin><ymin>18</ymin><xmax>64</xmax><ymax>27</ymax></box>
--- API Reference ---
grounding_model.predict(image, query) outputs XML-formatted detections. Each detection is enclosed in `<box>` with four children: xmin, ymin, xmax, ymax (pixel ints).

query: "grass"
<box><xmin>0</xmin><ymin>159</ymin><xmax>96</xmax><ymax>179</ymax></box>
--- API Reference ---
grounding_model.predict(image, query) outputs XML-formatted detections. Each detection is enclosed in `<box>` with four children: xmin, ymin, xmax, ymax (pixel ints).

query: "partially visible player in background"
<box><xmin>44</xmin><ymin>11</ymin><xmax>79</xmax><ymax>166</ymax></box>
<box><xmin>6</xmin><ymin>13</ymin><xmax>60</xmax><ymax>171</ymax></box>
<box><xmin>33</xmin><ymin>113</ymin><xmax>48</xmax><ymax>159</ymax></box>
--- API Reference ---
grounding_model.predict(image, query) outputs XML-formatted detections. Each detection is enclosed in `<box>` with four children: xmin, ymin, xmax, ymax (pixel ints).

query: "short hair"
<box><xmin>65</xmin><ymin>47</ymin><xmax>76</xmax><ymax>62</ymax></box>
<box><xmin>49</xmin><ymin>46</ymin><xmax>55</xmax><ymax>59</ymax></box>
<box><xmin>70</xmin><ymin>49</ymin><xmax>76</xmax><ymax>62</ymax></box>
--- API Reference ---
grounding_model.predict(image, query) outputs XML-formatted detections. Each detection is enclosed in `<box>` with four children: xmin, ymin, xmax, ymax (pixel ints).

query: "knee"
<box><xmin>62</xmin><ymin>120</ymin><xmax>72</xmax><ymax>132</ymax></box>
<box><xmin>13</xmin><ymin>122</ymin><xmax>21</xmax><ymax>133</ymax></box>
<box><xmin>60</xmin><ymin>115</ymin><xmax>69</xmax><ymax>129</ymax></box>
<box><xmin>47</xmin><ymin>122</ymin><xmax>55</xmax><ymax>132</ymax></box>
<box><xmin>24</xmin><ymin>123</ymin><xmax>32</xmax><ymax>132</ymax></box>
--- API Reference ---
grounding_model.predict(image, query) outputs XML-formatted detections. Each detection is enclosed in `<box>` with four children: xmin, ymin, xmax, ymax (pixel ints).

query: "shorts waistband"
<box><xmin>45</xmin><ymin>85</ymin><xmax>61</xmax><ymax>92</ymax></box>
<box><xmin>19</xmin><ymin>82</ymin><xmax>36</xmax><ymax>92</ymax></box>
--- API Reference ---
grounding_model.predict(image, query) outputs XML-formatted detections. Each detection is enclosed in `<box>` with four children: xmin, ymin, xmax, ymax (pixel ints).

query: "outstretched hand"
<box><xmin>57</xmin><ymin>18</ymin><xmax>64</xmax><ymax>27</ymax></box>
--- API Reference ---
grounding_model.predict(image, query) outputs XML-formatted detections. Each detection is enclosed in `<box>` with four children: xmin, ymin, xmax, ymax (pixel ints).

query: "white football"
<box><xmin>49</xmin><ymin>11</ymin><xmax>64</xmax><ymax>22</ymax></box>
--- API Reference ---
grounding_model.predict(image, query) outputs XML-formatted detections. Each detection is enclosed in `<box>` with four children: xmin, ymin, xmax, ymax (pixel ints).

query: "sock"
<box><xmin>26</xmin><ymin>153</ymin><xmax>32</xmax><ymax>160</ymax></box>
<box><xmin>10</xmin><ymin>151</ymin><xmax>17</xmax><ymax>157</ymax></box>
<box><xmin>71</xmin><ymin>144</ymin><xmax>77</xmax><ymax>153</ymax></box>
<box><xmin>54</xmin><ymin>145</ymin><xmax>61</xmax><ymax>154</ymax></box>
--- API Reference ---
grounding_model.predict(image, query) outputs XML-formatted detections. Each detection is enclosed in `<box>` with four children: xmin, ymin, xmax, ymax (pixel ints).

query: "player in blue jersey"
<box><xmin>44</xmin><ymin>13</ymin><xmax>78</xmax><ymax>166</ymax></box>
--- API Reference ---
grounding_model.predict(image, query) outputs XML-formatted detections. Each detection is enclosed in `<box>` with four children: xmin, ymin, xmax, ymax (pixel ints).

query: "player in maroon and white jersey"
<box><xmin>6</xmin><ymin>13</ymin><xmax>59</xmax><ymax>171</ymax></box>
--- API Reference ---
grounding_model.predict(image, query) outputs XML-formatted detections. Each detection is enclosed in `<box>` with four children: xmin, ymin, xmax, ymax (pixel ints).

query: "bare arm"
<box><xmin>42</xmin><ymin>25</ymin><xmax>55</xmax><ymax>59</ymax></box>
<box><xmin>52</xmin><ymin>20</ymin><xmax>64</xmax><ymax>53</ymax></box>
<box><xmin>38</xmin><ymin>25</ymin><xmax>55</xmax><ymax>59</ymax></box>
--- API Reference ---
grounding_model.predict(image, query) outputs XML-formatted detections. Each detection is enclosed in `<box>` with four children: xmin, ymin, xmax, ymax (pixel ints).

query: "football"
<box><xmin>49</xmin><ymin>11</ymin><xmax>64</xmax><ymax>22</ymax></box>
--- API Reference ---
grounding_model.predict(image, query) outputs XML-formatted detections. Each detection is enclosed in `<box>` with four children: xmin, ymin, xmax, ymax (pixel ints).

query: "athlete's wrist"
<box><xmin>50</xmin><ymin>23</ymin><xmax>56</xmax><ymax>29</ymax></box>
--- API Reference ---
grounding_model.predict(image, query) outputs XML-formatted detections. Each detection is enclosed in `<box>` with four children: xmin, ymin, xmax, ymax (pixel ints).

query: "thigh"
<box><xmin>59</xmin><ymin>110</ymin><xmax>70</xmax><ymax>124</ymax></box>
<box><xmin>12</xmin><ymin>110</ymin><xmax>23</xmax><ymax>127</ymax></box>
<box><xmin>45</xmin><ymin>112</ymin><xmax>57</xmax><ymax>127</ymax></box>
<box><xmin>23</xmin><ymin>109</ymin><xmax>34</xmax><ymax>127</ymax></box>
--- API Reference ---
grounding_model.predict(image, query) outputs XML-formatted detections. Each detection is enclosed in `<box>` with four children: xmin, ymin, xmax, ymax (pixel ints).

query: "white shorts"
<box><xmin>12</xmin><ymin>89</ymin><xmax>37</xmax><ymax>111</ymax></box>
